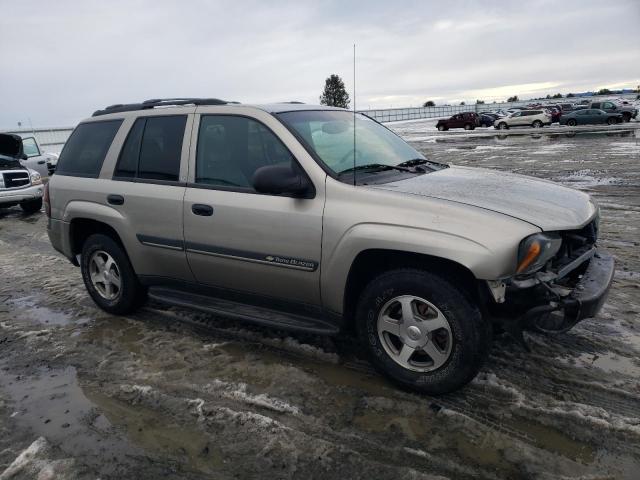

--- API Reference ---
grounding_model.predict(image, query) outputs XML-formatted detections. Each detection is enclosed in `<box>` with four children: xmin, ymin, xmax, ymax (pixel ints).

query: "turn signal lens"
<box><xmin>515</xmin><ymin>233</ymin><xmax>563</xmax><ymax>275</ymax></box>
<box><xmin>516</xmin><ymin>241</ymin><xmax>541</xmax><ymax>273</ymax></box>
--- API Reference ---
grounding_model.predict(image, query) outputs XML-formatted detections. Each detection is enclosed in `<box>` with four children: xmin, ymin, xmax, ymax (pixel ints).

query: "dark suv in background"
<box><xmin>436</xmin><ymin>112</ymin><xmax>480</xmax><ymax>131</ymax></box>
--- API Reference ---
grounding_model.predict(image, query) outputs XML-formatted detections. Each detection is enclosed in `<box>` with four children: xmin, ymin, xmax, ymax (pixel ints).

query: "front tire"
<box><xmin>80</xmin><ymin>234</ymin><xmax>146</xmax><ymax>314</ymax></box>
<box><xmin>497</xmin><ymin>122</ymin><xmax>508</xmax><ymax>130</ymax></box>
<box><xmin>20</xmin><ymin>198</ymin><xmax>42</xmax><ymax>214</ymax></box>
<box><xmin>355</xmin><ymin>269</ymin><xmax>491</xmax><ymax>395</ymax></box>
<box><xmin>437</xmin><ymin>125</ymin><xmax>446</xmax><ymax>131</ymax></box>
<box><xmin>567</xmin><ymin>119</ymin><xmax>577</xmax><ymax>127</ymax></box>
<box><xmin>532</xmin><ymin>120</ymin><xmax>543</xmax><ymax>128</ymax></box>
<box><xmin>622</xmin><ymin>113</ymin><xmax>631</xmax><ymax>123</ymax></box>
<box><xmin>607</xmin><ymin>117</ymin><xmax>617</xmax><ymax>125</ymax></box>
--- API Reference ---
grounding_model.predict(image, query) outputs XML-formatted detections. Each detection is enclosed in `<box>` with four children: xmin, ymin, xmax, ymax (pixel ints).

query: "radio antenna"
<box><xmin>353</xmin><ymin>43</ymin><xmax>357</xmax><ymax>187</ymax></box>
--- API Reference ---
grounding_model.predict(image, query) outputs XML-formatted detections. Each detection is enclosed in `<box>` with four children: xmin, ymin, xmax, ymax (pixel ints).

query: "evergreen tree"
<box><xmin>423</xmin><ymin>100</ymin><xmax>435</xmax><ymax>107</ymax></box>
<box><xmin>507</xmin><ymin>95</ymin><xmax>519</xmax><ymax>102</ymax></box>
<box><xmin>320</xmin><ymin>74</ymin><xmax>350</xmax><ymax>108</ymax></box>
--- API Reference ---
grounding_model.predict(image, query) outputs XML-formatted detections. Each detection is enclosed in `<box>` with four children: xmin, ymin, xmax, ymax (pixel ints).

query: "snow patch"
<box><xmin>0</xmin><ymin>437</ymin><xmax>75</xmax><ymax>480</ymax></box>
<box><xmin>202</xmin><ymin>379</ymin><xmax>301</xmax><ymax>415</ymax></box>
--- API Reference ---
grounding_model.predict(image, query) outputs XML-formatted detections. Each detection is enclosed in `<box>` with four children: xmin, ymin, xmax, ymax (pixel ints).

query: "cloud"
<box><xmin>0</xmin><ymin>0</ymin><xmax>638</xmax><ymax>127</ymax></box>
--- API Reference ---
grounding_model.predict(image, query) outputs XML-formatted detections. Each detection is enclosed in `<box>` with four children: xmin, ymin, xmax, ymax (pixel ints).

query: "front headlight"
<box><xmin>30</xmin><ymin>171</ymin><xmax>42</xmax><ymax>185</ymax></box>
<box><xmin>516</xmin><ymin>233</ymin><xmax>562</xmax><ymax>275</ymax></box>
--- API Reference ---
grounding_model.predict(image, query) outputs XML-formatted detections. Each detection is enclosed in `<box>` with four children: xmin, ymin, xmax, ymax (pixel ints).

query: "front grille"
<box><xmin>2</xmin><ymin>172</ymin><xmax>30</xmax><ymax>188</ymax></box>
<box><xmin>552</xmin><ymin>219</ymin><xmax>598</xmax><ymax>271</ymax></box>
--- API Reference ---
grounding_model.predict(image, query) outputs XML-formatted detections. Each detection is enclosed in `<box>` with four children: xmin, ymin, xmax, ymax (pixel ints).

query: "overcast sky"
<box><xmin>1</xmin><ymin>0</ymin><xmax>638</xmax><ymax>128</ymax></box>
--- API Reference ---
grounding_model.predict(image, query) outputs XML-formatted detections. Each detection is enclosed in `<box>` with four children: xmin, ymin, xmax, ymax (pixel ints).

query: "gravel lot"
<box><xmin>1</xmin><ymin>122</ymin><xmax>639</xmax><ymax>479</ymax></box>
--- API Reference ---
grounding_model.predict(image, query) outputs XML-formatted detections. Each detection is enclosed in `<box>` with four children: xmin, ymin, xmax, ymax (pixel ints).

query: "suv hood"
<box><xmin>372</xmin><ymin>165</ymin><xmax>595</xmax><ymax>231</ymax></box>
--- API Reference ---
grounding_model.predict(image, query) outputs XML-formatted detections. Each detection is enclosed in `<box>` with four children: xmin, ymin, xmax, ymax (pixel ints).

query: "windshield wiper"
<box><xmin>397</xmin><ymin>158</ymin><xmax>448</xmax><ymax>170</ymax></box>
<box><xmin>338</xmin><ymin>163</ymin><xmax>412</xmax><ymax>176</ymax></box>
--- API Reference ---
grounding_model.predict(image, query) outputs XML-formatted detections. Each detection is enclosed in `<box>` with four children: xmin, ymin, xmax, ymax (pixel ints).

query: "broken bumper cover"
<box><xmin>522</xmin><ymin>251</ymin><xmax>615</xmax><ymax>328</ymax></box>
<box><xmin>563</xmin><ymin>252</ymin><xmax>615</xmax><ymax>321</ymax></box>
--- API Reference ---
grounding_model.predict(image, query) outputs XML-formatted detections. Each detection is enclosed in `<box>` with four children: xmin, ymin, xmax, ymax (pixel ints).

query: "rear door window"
<box><xmin>113</xmin><ymin>115</ymin><xmax>186</xmax><ymax>182</ymax></box>
<box><xmin>56</xmin><ymin>120</ymin><xmax>123</xmax><ymax>177</ymax></box>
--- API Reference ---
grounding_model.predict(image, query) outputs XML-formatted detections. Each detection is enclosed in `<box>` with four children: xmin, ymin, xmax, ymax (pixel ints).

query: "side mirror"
<box><xmin>252</xmin><ymin>164</ymin><xmax>314</xmax><ymax>198</ymax></box>
<box><xmin>21</xmin><ymin>153</ymin><xmax>28</xmax><ymax>160</ymax></box>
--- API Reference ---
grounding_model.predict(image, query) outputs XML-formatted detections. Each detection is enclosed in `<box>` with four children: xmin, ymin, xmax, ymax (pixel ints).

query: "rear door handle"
<box><xmin>37</xmin><ymin>160</ymin><xmax>46</xmax><ymax>165</ymax></box>
<box><xmin>107</xmin><ymin>194</ymin><xmax>124</xmax><ymax>206</ymax></box>
<box><xmin>192</xmin><ymin>204</ymin><xmax>214</xmax><ymax>216</ymax></box>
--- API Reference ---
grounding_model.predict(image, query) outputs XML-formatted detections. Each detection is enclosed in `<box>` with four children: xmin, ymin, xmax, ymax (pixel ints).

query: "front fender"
<box><xmin>322</xmin><ymin>223</ymin><xmax>498</xmax><ymax>314</ymax></box>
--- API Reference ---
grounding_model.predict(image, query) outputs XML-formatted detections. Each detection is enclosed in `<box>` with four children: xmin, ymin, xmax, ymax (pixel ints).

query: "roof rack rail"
<box><xmin>91</xmin><ymin>98</ymin><xmax>237</xmax><ymax>117</ymax></box>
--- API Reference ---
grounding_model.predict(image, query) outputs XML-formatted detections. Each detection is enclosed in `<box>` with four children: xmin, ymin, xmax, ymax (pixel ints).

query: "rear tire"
<box><xmin>567</xmin><ymin>119</ymin><xmax>577</xmax><ymax>127</ymax></box>
<box><xmin>532</xmin><ymin>120</ymin><xmax>543</xmax><ymax>128</ymax></box>
<box><xmin>622</xmin><ymin>113</ymin><xmax>631</xmax><ymax>123</ymax></box>
<box><xmin>607</xmin><ymin>117</ymin><xmax>616</xmax><ymax>125</ymax></box>
<box><xmin>464</xmin><ymin>123</ymin><xmax>473</xmax><ymax>130</ymax></box>
<box><xmin>497</xmin><ymin>122</ymin><xmax>508</xmax><ymax>130</ymax></box>
<box><xmin>20</xmin><ymin>198</ymin><xmax>42</xmax><ymax>214</ymax></box>
<box><xmin>355</xmin><ymin>268</ymin><xmax>491</xmax><ymax>395</ymax></box>
<box><xmin>80</xmin><ymin>234</ymin><xmax>146</xmax><ymax>314</ymax></box>
<box><xmin>437</xmin><ymin>125</ymin><xmax>446</xmax><ymax>131</ymax></box>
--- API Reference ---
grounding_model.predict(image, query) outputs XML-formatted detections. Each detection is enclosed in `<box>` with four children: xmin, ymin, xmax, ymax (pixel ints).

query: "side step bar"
<box><xmin>147</xmin><ymin>287</ymin><xmax>339</xmax><ymax>335</ymax></box>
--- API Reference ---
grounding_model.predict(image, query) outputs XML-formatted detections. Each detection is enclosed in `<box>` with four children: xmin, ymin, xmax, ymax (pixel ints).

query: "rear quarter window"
<box><xmin>56</xmin><ymin>120</ymin><xmax>123</xmax><ymax>177</ymax></box>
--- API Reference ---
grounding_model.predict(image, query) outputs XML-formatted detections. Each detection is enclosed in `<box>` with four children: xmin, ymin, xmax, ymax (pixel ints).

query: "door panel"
<box><xmin>183</xmin><ymin>113</ymin><xmax>324</xmax><ymax>306</ymax></box>
<box><xmin>20</xmin><ymin>137</ymin><xmax>48</xmax><ymax>177</ymax></box>
<box><xmin>107</xmin><ymin>113</ymin><xmax>194</xmax><ymax>281</ymax></box>
<box><xmin>184</xmin><ymin>188</ymin><xmax>323</xmax><ymax>304</ymax></box>
<box><xmin>110</xmin><ymin>181</ymin><xmax>193</xmax><ymax>280</ymax></box>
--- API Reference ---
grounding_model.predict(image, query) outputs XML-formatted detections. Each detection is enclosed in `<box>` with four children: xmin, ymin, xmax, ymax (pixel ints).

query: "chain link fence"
<box><xmin>360</xmin><ymin>93</ymin><xmax>639</xmax><ymax>123</ymax></box>
<box><xmin>2</xmin><ymin>93</ymin><xmax>637</xmax><ymax>150</ymax></box>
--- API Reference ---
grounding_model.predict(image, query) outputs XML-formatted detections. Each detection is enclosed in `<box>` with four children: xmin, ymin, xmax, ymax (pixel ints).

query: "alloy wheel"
<box><xmin>377</xmin><ymin>295</ymin><xmax>453</xmax><ymax>372</ymax></box>
<box><xmin>89</xmin><ymin>250</ymin><xmax>122</xmax><ymax>301</ymax></box>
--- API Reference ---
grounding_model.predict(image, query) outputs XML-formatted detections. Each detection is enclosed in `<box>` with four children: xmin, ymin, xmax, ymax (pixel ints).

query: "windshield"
<box><xmin>277</xmin><ymin>110</ymin><xmax>426</xmax><ymax>176</ymax></box>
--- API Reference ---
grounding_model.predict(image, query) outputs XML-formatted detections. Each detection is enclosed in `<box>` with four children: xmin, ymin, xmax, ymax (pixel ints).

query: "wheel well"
<box><xmin>69</xmin><ymin>218</ymin><xmax>125</xmax><ymax>257</ymax></box>
<box><xmin>342</xmin><ymin>249</ymin><xmax>480</xmax><ymax>332</ymax></box>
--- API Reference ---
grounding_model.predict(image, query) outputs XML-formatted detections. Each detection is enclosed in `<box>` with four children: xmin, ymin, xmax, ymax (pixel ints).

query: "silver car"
<box><xmin>46</xmin><ymin>98</ymin><xmax>614</xmax><ymax>394</ymax></box>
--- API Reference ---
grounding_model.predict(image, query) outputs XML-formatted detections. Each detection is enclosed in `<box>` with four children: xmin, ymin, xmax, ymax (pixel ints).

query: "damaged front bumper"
<box><xmin>519</xmin><ymin>251</ymin><xmax>614</xmax><ymax>326</ymax></box>
<box><xmin>489</xmin><ymin>249</ymin><xmax>615</xmax><ymax>347</ymax></box>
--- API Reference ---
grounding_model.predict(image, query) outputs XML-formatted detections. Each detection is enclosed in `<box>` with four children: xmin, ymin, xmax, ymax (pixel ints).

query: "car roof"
<box><xmin>89</xmin><ymin>98</ymin><xmax>347</xmax><ymax>120</ymax></box>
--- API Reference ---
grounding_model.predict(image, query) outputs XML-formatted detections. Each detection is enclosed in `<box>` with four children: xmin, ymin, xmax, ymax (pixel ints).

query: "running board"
<box><xmin>147</xmin><ymin>287</ymin><xmax>339</xmax><ymax>335</ymax></box>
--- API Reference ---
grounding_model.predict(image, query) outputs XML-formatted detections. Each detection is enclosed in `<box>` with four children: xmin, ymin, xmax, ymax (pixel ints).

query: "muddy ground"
<box><xmin>1</xmin><ymin>123</ymin><xmax>639</xmax><ymax>479</ymax></box>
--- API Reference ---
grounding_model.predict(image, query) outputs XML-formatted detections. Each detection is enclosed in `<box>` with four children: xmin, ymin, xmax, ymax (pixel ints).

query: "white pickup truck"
<box><xmin>0</xmin><ymin>133</ymin><xmax>45</xmax><ymax>213</ymax></box>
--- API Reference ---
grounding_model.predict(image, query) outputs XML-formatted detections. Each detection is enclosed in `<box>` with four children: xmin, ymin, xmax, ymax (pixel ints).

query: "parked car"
<box><xmin>11</xmin><ymin>135</ymin><xmax>58</xmax><ymax>178</ymax></box>
<box><xmin>494</xmin><ymin>110</ymin><xmax>552</xmax><ymax>129</ymax></box>
<box><xmin>46</xmin><ymin>98</ymin><xmax>613</xmax><ymax>394</ymax></box>
<box><xmin>0</xmin><ymin>133</ymin><xmax>45</xmax><ymax>213</ymax></box>
<box><xmin>479</xmin><ymin>113</ymin><xmax>497</xmax><ymax>127</ymax></box>
<box><xmin>587</xmin><ymin>101</ymin><xmax>637</xmax><ymax>122</ymax></box>
<box><xmin>485</xmin><ymin>109</ymin><xmax>509</xmax><ymax>117</ymax></box>
<box><xmin>436</xmin><ymin>112</ymin><xmax>480</xmax><ymax>131</ymax></box>
<box><xmin>559</xmin><ymin>109</ymin><xmax>623</xmax><ymax>126</ymax></box>
<box><xmin>542</xmin><ymin>106</ymin><xmax>561</xmax><ymax>123</ymax></box>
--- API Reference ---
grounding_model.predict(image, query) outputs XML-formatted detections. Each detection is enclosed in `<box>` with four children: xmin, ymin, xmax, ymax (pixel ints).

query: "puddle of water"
<box><xmin>505</xmin><ymin>415</ymin><xmax>595</xmax><ymax>463</ymax></box>
<box><xmin>10</xmin><ymin>296</ymin><xmax>88</xmax><ymax>326</ymax></box>
<box><xmin>0</xmin><ymin>364</ymin><xmax>225</xmax><ymax>477</ymax></box>
<box><xmin>557</xmin><ymin>352</ymin><xmax>640</xmax><ymax>377</ymax></box>
<box><xmin>83</xmin><ymin>387</ymin><xmax>225</xmax><ymax>474</ymax></box>
<box><xmin>216</xmin><ymin>342</ymin><xmax>394</xmax><ymax>397</ymax></box>
<box><xmin>0</xmin><ymin>365</ymin><xmax>135</xmax><ymax>475</ymax></box>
